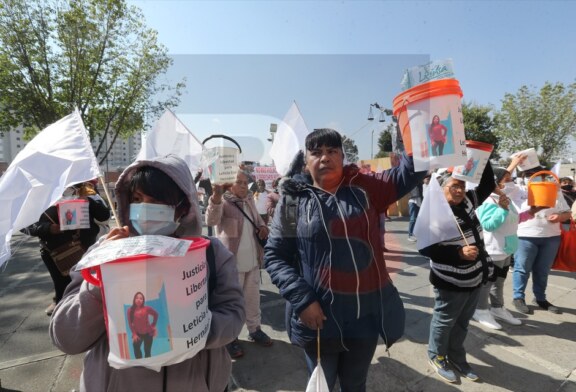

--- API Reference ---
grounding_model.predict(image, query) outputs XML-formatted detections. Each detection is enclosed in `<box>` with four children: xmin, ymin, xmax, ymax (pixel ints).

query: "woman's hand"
<box><xmin>49</xmin><ymin>223</ymin><xmax>61</xmax><ymax>234</ymax></box>
<box><xmin>211</xmin><ymin>183</ymin><xmax>232</xmax><ymax>204</ymax></box>
<box><xmin>105</xmin><ymin>226</ymin><xmax>130</xmax><ymax>241</ymax></box>
<box><xmin>299</xmin><ymin>301</ymin><xmax>327</xmax><ymax>330</ymax></box>
<box><xmin>548</xmin><ymin>212</ymin><xmax>571</xmax><ymax>223</ymax></box>
<box><xmin>257</xmin><ymin>225</ymin><xmax>269</xmax><ymax>239</ymax></box>
<box><xmin>497</xmin><ymin>195</ymin><xmax>510</xmax><ymax>210</ymax></box>
<box><xmin>132</xmin><ymin>334</ymin><xmax>140</xmax><ymax>343</ymax></box>
<box><xmin>459</xmin><ymin>245</ymin><xmax>479</xmax><ymax>261</ymax></box>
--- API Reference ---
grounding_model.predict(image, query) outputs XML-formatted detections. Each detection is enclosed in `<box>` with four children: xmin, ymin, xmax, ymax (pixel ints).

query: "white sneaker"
<box><xmin>490</xmin><ymin>307</ymin><xmax>521</xmax><ymax>326</ymax></box>
<box><xmin>473</xmin><ymin>309</ymin><xmax>502</xmax><ymax>330</ymax></box>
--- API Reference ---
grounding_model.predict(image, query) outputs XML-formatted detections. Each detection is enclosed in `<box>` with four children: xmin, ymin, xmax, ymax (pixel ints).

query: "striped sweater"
<box><xmin>420</xmin><ymin>164</ymin><xmax>495</xmax><ymax>291</ymax></box>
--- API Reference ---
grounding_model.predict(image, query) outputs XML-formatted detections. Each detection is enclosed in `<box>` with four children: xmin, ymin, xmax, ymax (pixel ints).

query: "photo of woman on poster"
<box><xmin>428</xmin><ymin>115</ymin><xmax>448</xmax><ymax>156</ymax></box>
<box><xmin>127</xmin><ymin>292</ymin><xmax>159</xmax><ymax>359</ymax></box>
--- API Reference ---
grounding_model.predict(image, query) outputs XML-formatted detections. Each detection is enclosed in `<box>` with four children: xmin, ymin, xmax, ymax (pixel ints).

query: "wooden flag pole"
<box><xmin>98</xmin><ymin>175</ymin><xmax>119</xmax><ymax>224</ymax></box>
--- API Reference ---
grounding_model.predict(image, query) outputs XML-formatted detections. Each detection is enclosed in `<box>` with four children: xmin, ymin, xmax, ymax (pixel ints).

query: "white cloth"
<box><xmin>517</xmin><ymin>193</ymin><xmax>570</xmax><ymax>238</ymax></box>
<box><xmin>254</xmin><ymin>191</ymin><xmax>269</xmax><ymax>214</ymax></box>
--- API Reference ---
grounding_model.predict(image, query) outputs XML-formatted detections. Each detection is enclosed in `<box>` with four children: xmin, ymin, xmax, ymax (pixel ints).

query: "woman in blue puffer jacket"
<box><xmin>265</xmin><ymin>128</ymin><xmax>426</xmax><ymax>392</ymax></box>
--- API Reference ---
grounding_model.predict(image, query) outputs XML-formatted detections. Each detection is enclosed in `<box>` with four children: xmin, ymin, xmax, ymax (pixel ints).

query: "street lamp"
<box><xmin>267</xmin><ymin>123</ymin><xmax>277</xmax><ymax>143</ymax></box>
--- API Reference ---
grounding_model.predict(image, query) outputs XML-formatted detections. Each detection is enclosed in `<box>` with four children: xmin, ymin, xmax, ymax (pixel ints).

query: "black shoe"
<box><xmin>512</xmin><ymin>299</ymin><xmax>532</xmax><ymax>314</ymax></box>
<box><xmin>532</xmin><ymin>299</ymin><xmax>561</xmax><ymax>314</ymax></box>
<box><xmin>226</xmin><ymin>339</ymin><xmax>244</xmax><ymax>358</ymax></box>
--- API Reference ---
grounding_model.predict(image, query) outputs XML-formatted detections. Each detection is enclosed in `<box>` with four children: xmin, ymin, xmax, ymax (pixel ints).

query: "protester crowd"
<box><xmin>13</xmin><ymin>123</ymin><xmax>574</xmax><ymax>392</ymax></box>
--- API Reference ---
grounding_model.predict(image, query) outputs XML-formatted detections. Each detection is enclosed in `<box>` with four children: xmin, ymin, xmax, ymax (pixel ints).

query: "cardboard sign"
<box><xmin>206</xmin><ymin>146</ymin><xmax>239</xmax><ymax>184</ymax></box>
<box><xmin>57</xmin><ymin>199</ymin><xmax>90</xmax><ymax>230</ymax></box>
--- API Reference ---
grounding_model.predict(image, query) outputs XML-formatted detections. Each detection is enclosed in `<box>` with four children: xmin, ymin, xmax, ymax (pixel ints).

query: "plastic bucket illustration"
<box><xmin>81</xmin><ymin>237</ymin><xmax>211</xmax><ymax>370</ymax></box>
<box><xmin>512</xmin><ymin>148</ymin><xmax>540</xmax><ymax>171</ymax></box>
<box><xmin>527</xmin><ymin>171</ymin><xmax>559</xmax><ymax>208</ymax></box>
<box><xmin>393</xmin><ymin>79</ymin><xmax>463</xmax><ymax>156</ymax></box>
<box><xmin>202</xmin><ymin>134</ymin><xmax>242</xmax><ymax>184</ymax></box>
<box><xmin>452</xmin><ymin>141</ymin><xmax>494</xmax><ymax>184</ymax></box>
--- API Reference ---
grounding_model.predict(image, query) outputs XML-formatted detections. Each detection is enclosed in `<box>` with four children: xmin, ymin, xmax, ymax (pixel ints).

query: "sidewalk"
<box><xmin>1</xmin><ymin>219</ymin><xmax>576</xmax><ymax>391</ymax></box>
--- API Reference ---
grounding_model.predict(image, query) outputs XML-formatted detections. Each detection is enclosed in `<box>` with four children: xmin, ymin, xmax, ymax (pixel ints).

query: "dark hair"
<box><xmin>130</xmin><ymin>167</ymin><xmax>188</xmax><ymax>209</ymax></box>
<box><xmin>305</xmin><ymin>128</ymin><xmax>343</xmax><ymax>151</ymax></box>
<box><xmin>129</xmin><ymin>291</ymin><xmax>145</xmax><ymax>324</ymax></box>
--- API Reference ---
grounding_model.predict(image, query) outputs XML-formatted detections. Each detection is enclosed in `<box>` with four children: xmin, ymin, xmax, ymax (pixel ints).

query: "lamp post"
<box><xmin>267</xmin><ymin>123</ymin><xmax>277</xmax><ymax>143</ymax></box>
<box><xmin>367</xmin><ymin>103</ymin><xmax>395</xmax><ymax>157</ymax></box>
<box><xmin>371</xmin><ymin>129</ymin><xmax>375</xmax><ymax>159</ymax></box>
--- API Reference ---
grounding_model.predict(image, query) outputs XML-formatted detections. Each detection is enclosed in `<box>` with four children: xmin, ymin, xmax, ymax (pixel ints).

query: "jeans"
<box><xmin>513</xmin><ymin>236</ymin><xmax>561</xmax><ymax>302</ymax></box>
<box><xmin>432</xmin><ymin>141</ymin><xmax>445</xmax><ymax>156</ymax></box>
<box><xmin>408</xmin><ymin>202</ymin><xmax>420</xmax><ymax>236</ymax></box>
<box><xmin>428</xmin><ymin>287</ymin><xmax>480</xmax><ymax>365</ymax></box>
<box><xmin>477</xmin><ymin>256</ymin><xmax>511</xmax><ymax>309</ymax></box>
<box><xmin>133</xmin><ymin>333</ymin><xmax>153</xmax><ymax>358</ymax></box>
<box><xmin>304</xmin><ymin>335</ymin><xmax>379</xmax><ymax>392</ymax></box>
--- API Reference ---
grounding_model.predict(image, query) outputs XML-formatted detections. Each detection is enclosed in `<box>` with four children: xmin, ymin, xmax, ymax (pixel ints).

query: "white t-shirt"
<box><xmin>517</xmin><ymin>192</ymin><xmax>570</xmax><ymax>238</ymax></box>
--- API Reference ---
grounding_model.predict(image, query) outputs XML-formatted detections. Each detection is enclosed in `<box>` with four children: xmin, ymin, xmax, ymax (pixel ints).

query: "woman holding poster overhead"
<box><xmin>419</xmin><ymin>163</ymin><xmax>496</xmax><ymax>384</ymax></box>
<box><xmin>49</xmin><ymin>155</ymin><xmax>245</xmax><ymax>392</ymax></box>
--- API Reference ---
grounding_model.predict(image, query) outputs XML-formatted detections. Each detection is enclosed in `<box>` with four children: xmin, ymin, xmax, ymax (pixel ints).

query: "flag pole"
<box><xmin>450</xmin><ymin>214</ymin><xmax>470</xmax><ymax>247</ymax></box>
<box><xmin>98</xmin><ymin>175</ymin><xmax>119</xmax><ymax>224</ymax></box>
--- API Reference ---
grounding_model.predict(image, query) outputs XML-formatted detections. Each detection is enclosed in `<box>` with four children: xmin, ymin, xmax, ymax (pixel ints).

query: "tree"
<box><xmin>462</xmin><ymin>102</ymin><xmax>500</xmax><ymax>160</ymax></box>
<box><xmin>0</xmin><ymin>0</ymin><xmax>184</xmax><ymax>164</ymax></box>
<box><xmin>374</xmin><ymin>123</ymin><xmax>394</xmax><ymax>158</ymax></box>
<box><xmin>494</xmin><ymin>82</ymin><xmax>576</xmax><ymax>167</ymax></box>
<box><xmin>342</xmin><ymin>135</ymin><xmax>359</xmax><ymax>163</ymax></box>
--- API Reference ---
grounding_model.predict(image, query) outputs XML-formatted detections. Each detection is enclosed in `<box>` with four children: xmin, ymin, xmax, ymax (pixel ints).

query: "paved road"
<box><xmin>1</xmin><ymin>218</ymin><xmax>576</xmax><ymax>391</ymax></box>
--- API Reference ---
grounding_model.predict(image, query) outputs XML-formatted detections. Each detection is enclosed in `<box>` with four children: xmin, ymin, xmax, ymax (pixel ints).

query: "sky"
<box><xmin>131</xmin><ymin>0</ymin><xmax>576</xmax><ymax>164</ymax></box>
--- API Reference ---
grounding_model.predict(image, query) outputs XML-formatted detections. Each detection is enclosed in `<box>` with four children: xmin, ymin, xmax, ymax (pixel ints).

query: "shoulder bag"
<box><xmin>42</xmin><ymin>213</ymin><xmax>86</xmax><ymax>276</ymax></box>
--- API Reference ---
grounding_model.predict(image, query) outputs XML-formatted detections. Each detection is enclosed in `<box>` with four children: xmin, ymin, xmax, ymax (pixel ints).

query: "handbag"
<box><xmin>233</xmin><ymin>202</ymin><xmax>268</xmax><ymax>248</ymax></box>
<box><xmin>43</xmin><ymin>213</ymin><xmax>86</xmax><ymax>276</ymax></box>
<box><xmin>551</xmin><ymin>219</ymin><xmax>576</xmax><ymax>272</ymax></box>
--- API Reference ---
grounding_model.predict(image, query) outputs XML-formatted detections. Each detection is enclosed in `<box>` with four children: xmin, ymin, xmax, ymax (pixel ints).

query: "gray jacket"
<box><xmin>49</xmin><ymin>155</ymin><xmax>245</xmax><ymax>392</ymax></box>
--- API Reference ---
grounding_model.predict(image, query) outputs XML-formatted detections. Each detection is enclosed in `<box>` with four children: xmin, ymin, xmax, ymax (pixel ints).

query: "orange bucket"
<box><xmin>527</xmin><ymin>170</ymin><xmax>559</xmax><ymax>208</ymax></box>
<box><xmin>392</xmin><ymin>79</ymin><xmax>463</xmax><ymax>155</ymax></box>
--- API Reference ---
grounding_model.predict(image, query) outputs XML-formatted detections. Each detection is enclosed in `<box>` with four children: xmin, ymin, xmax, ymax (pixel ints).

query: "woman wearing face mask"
<box><xmin>473</xmin><ymin>157</ymin><xmax>526</xmax><ymax>330</ymax></box>
<box><xmin>49</xmin><ymin>155</ymin><xmax>245</xmax><ymax>392</ymax></box>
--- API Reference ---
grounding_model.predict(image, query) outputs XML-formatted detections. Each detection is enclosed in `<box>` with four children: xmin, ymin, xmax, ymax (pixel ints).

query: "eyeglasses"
<box><xmin>445</xmin><ymin>184</ymin><xmax>466</xmax><ymax>192</ymax></box>
<box><xmin>234</xmin><ymin>180</ymin><xmax>249</xmax><ymax>186</ymax></box>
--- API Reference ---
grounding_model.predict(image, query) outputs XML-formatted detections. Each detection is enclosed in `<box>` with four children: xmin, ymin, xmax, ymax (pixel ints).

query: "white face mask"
<box><xmin>129</xmin><ymin>203</ymin><xmax>180</xmax><ymax>236</ymax></box>
<box><xmin>502</xmin><ymin>182</ymin><xmax>518</xmax><ymax>196</ymax></box>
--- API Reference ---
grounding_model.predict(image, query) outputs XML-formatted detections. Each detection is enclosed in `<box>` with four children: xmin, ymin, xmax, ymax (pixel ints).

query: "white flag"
<box><xmin>137</xmin><ymin>110</ymin><xmax>205</xmax><ymax>173</ymax></box>
<box><xmin>306</xmin><ymin>363</ymin><xmax>330</xmax><ymax>392</ymax></box>
<box><xmin>269</xmin><ymin>102</ymin><xmax>310</xmax><ymax>176</ymax></box>
<box><xmin>0</xmin><ymin>110</ymin><xmax>100</xmax><ymax>267</ymax></box>
<box><xmin>414</xmin><ymin>175</ymin><xmax>462</xmax><ymax>250</ymax></box>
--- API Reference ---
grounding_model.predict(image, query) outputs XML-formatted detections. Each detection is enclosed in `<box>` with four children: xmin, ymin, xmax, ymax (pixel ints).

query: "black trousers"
<box><xmin>40</xmin><ymin>250</ymin><xmax>72</xmax><ymax>303</ymax></box>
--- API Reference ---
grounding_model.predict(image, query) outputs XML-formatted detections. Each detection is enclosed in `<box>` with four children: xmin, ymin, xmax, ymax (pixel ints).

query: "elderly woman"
<box><xmin>420</xmin><ymin>164</ymin><xmax>496</xmax><ymax>384</ymax></box>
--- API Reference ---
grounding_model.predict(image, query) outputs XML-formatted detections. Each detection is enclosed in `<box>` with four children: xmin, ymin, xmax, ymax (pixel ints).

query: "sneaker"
<box><xmin>532</xmin><ymin>299</ymin><xmax>561</xmax><ymax>314</ymax></box>
<box><xmin>450</xmin><ymin>361</ymin><xmax>480</xmax><ymax>382</ymax></box>
<box><xmin>490</xmin><ymin>307</ymin><xmax>521</xmax><ymax>326</ymax></box>
<box><xmin>472</xmin><ymin>309</ymin><xmax>502</xmax><ymax>330</ymax></box>
<box><xmin>407</xmin><ymin>235</ymin><xmax>417</xmax><ymax>242</ymax></box>
<box><xmin>248</xmin><ymin>328</ymin><xmax>273</xmax><ymax>347</ymax></box>
<box><xmin>512</xmin><ymin>298</ymin><xmax>532</xmax><ymax>314</ymax></box>
<box><xmin>45</xmin><ymin>302</ymin><xmax>56</xmax><ymax>316</ymax></box>
<box><xmin>226</xmin><ymin>339</ymin><xmax>244</xmax><ymax>359</ymax></box>
<box><xmin>428</xmin><ymin>355</ymin><xmax>457</xmax><ymax>383</ymax></box>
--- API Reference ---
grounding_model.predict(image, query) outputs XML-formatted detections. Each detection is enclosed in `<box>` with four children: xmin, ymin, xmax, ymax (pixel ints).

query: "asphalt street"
<box><xmin>1</xmin><ymin>218</ymin><xmax>576</xmax><ymax>392</ymax></box>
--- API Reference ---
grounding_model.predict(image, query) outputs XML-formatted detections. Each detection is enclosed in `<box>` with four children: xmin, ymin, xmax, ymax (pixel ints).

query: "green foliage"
<box><xmin>0</xmin><ymin>0</ymin><xmax>184</xmax><ymax>163</ymax></box>
<box><xmin>375</xmin><ymin>123</ymin><xmax>394</xmax><ymax>158</ymax></box>
<box><xmin>462</xmin><ymin>102</ymin><xmax>500</xmax><ymax>160</ymax></box>
<box><xmin>342</xmin><ymin>135</ymin><xmax>359</xmax><ymax>163</ymax></box>
<box><xmin>494</xmin><ymin>82</ymin><xmax>576</xmax><ymax>167</ymax></box>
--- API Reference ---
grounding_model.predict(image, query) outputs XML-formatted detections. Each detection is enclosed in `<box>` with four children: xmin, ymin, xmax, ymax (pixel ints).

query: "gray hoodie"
<box><xmin>49</xmin><ymin>155</ymin><xmax>245</xmax><ymax>392</ymax></box>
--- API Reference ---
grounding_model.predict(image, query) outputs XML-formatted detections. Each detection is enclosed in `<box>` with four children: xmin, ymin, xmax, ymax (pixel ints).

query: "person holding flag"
<box><xmin>419</xmin><ymin>163</ymin><xmax>497</xmax><ymax>384</ymax></box>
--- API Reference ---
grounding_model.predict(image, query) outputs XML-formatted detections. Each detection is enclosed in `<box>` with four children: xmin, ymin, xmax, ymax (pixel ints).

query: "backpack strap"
<box><xmin>201</xmin><ymin>235</ymin><xmax>217</xmax><ymax>295</ymax></box>
<box><xmin>284</xmin><ymin>194</ymin><xmax>299</xmax><ymax>235</ymax></box>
